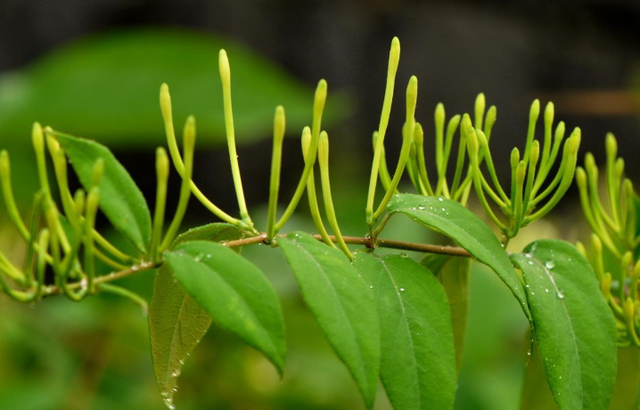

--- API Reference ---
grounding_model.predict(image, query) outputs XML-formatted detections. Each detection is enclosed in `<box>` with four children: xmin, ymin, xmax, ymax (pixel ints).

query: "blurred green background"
<box><xmin>2</xmin><ymin>1</ymin><xmax>640</xmax><ymax>408</ymax></box>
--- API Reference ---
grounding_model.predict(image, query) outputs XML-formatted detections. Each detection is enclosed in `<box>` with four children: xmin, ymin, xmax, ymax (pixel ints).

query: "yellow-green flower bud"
<box><xmin>474</xmin><ymin>93</ymin><xmax>486</xmax><ymax>129</ymax></box>
<box><xmin>624</xmin><ymin>297</ymin><xmax>635</xmax><ymax>319</ymax></box>
<box><xmin>605</xmin><ymin>133</ymin><xmax>617</xmax><ymax>160</ymax></box>
<box><xmin>92</xmin><ymin>158</ymin><xmax>104</xmax><ymax>187</ymax></box>
<box><xmin>156</xmin><ymin>147</ymin><xmax>169</xmax><ymax>183</ymax></box>
<box><xmin>405</xmin><ymin>76</ymin><xmax>418</xmax><ymax>124</ymax></box>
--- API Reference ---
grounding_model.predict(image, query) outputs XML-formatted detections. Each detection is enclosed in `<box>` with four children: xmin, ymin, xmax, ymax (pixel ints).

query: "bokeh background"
<box><xmin>1</xmin><ymin>0</ymin><xmax>639</xmax><ymax>409</ymax></box>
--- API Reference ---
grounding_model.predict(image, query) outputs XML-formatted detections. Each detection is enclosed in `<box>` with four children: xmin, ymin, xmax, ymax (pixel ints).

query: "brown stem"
<box><xmin>40</xmin><ymin>232</ymin><xmax>470</xmax><ymax>298</ymax></box>
<box><xmin>223</xmin><ymin>232</ymin><xmax>471</xmax><ymax>257</ymax></box>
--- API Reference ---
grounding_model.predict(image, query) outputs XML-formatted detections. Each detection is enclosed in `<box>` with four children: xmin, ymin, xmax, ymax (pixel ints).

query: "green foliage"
<box><xmin>279</xmin><ymin>232</ymin><xmax>380</xmax><ymax>408</ymax></box>
<box><xmin>149</xmin><ymin>223</ymin><xmax>247</xmax><ymax>409</ymax></box>
<box><xmin>354</xmin><ymin>253</ymin><xmax>456</xmax><ymax>410</ymax></box>
<box><xmin>381</xmin><ymin>194</ymin><xmax>531</xmax><ymax>320</ymax></box>
<box><xmin>422</xmin><ymin>254</ymin><xmax>471</xmax><ymax>371</ymax></box>
<box><xmin>54</xmin><ymin>130</ymin><xmax>152</xmax><ymax>253</ymax></box>
<box><xmin>512</xmin><ymin>240</ymin><xmax>617</xmax><ymax>409</ymax></box>
<box><xmin>166</xmin><ymin>241</ymin><xmax>286</xmax><ymax>373</ymax></box>
<box><xmin>0</xmin><ymin>35</ymin><xmax>633</xmax><ymax>410</ymax></box>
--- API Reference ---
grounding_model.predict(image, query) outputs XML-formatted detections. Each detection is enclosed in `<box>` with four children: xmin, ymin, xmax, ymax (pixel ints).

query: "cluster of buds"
<box><xmin>0</xmin><ymin>124</ymin><xmax>149</xmax><ymax>306</ymax></box>
<box><xmin>467</xmin><ymin>99</ymin><xmax>581</xmax><ymax>242</ymax></box>
<box><xmin>575</xmin><ymin>134</ymin><xmax>640</xmax><ymax>346</ymax></box>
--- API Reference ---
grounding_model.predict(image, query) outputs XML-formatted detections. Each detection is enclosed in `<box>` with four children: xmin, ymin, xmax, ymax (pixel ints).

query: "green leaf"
<box><xmin>521</xmin><ymin>341</ymin><xmax>557</xmax><ymax>410</ymax></box>
<box><xmin>149</xmin><ymin>224</ymin><xmax>247</xmax><ymax>407</ymax></box>
<box><xmin>0</xmin><ymin>29</ymin><xmax>350</xmax><ymax>148</ymax></box>
<box><xmin>165</xmin><ymin>241</ymin><xmax>286</xmax><ymax>374</ymax></box>
<box><xmin>422</xmin><ymin>254</ymin><xmax>470</xmax><ymax>372</ymax></box>
<box><xmin>354</xmin><ymin>253</ymin><xmax>456</xmax><ymax>410</ymax></box>
<box><xmin>278</xmin><ymin>232</ymin><xmax>380</xmax><ymax>409</ymax></box>
<box><xmin>511</xmin><ymin>240</ymin><xmax>617</xmax><ymax>410</ymax></box>
<box><xmin>54</xmin><ymin>131</ymin><xmax>151</xmax><ymax>254</ymax></box>
<box><xmin>382</xmin><ymin>194</ymin><xmax>530</xmax><ymax>320</ymax></box>
<box><xmin>171</xmin><ymin>222</ymin><xmax>252</xmax><ymax>247</ymax></box>
<box><xmin>149</xmin><ymin>265</ymin><xmax>211</xmax><ymax>409</ymax></box>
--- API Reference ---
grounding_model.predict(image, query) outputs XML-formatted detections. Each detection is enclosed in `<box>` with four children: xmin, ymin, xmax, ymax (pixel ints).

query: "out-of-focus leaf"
<box><xmin>149</xmin><ymin>224</ymin><xmax>246</xmax><ymax>409</ymax></box>
<box><xmin>422</xmin><ymin>254</ymin><xmax>470</xmax><ymax>372</ymax></box>
<box><xmin>354</xmin><ymin>253</ymin><xmax>456</xmax><ymax>410</ymax></box>
<box><xmin>54</xmin><ymin>131</ymin><xmax>151</xmax><ymax>254</ymax></box>
<box><xmin>0</xmin><ymin>29</ymin><xmax>350</xmax><ymax>148</ymax></box>
<box><xmin>278</xmin><ymin>232</ymin><xmax>380</xmax><ymax>409</ymax></box>
<box><xmin>512</xmin><ymin>240</ymin><xmax>617</xmax><ymax>410</ymax></box>
<box><xmin>165</xmin><ymin>241</ymin><xmax>286</xmax><ymax>374</ymax></box>
<box><xmin>381</xmin><ymin>194</ymin><xmax>531</xmax><ymax>320</ymax></box>
<box><xmin>608</xmin><ymin>347</ymin><xmax>640</xmax><ymax>410</ymax></box>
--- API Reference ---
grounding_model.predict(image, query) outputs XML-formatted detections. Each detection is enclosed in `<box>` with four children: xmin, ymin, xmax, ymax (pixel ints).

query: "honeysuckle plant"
<box><xmin>0</xmin><ymin>37</ymin><xmax>624</xmax><ymax>409</ymax></box>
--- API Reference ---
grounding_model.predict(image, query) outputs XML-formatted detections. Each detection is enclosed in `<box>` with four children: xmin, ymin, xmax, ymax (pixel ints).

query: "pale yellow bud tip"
<box><xmin>530</xmin><ymin>99</ymin><xmax>540</xmax><ymax>119</ymax></box>
<box><xmin>301</xmin><ymin>127</ymin><xmax>312</xmax><ymax>158</ymax></box>
<box><xmin>183</xmin><ymin>116</ymin><xmax>197</xmax><ymax>150</ymax></box>
<box><xmin>274</xmin><ymin>106</ymin><xmax>286</xmax><ymax>143</ymax></box>
<box><xmin>544</xmin><ymin>102</ymin><xmax>554</xmax><ymax>123</ymax></box>
<box><xmin>156</xmin><ymin>147</ymin><xmax>169</xmax><ymax>180</ymax></box>
<box><xmin>606</xmin><ymin>133</ymin><xmax>617</xmax><ymax>157</ymax></box>
<box><xmin>160</xmin><ymin>83</ymin><xmax>172</xmax><ymax>119</ymax></box>
<box><xmin>32</xmin><ymin>122</ymin><xmax>44</xmax><ymax>152</ymax></box>
<box><xmin>92</xmin><ymin>158</ymin><xmax>105</xmax><ymax>187</ymax></box>
<box><xmin>219</xmin><ymin>49</ymin><xmax>230</xmax><ymax>83</ymax></box>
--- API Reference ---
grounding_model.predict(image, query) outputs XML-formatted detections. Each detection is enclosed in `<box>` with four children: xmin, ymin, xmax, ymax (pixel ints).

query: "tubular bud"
<box><xmin>510</xmin><ymin>148</ymin><xmax>521</xmax><ymax>170</ymax></box>
<box><xmin>301</xmin><ymin>127</ymin><xmax>312</xmax><ymax>160</ymax></box>
<box><xmin>575</xmin><ymin>241</ymin><xmax>587</xmax><ymax>258</ymax></box>
<box><xmin>156</xmin><ymin>147</ymin><xmax>170</xmax><ymax>183</ymax></box>
<box><xmin>474</xmin><ymin>93</ymin><xmax>486</xmax><ymax>129</ymax></box>
<box><xmin>405</xmin><ymin>76</ymin><xmax>418</xmax><ymax>124</ymax></box>
<box><xmin>624</xmin><ymin>297</ymin><xmax>635</xmax><ymax>319</ymax></box>
<box><xmin>413</xmin><ymin>122</ymin><xmax>424</xmax><ymax>145</ymax></box>
<box><xmin>274</xmin><ymin>105</ymin><xmax>286</xmax><ymax>145</ymax></box>
<box><xmin>74</xmin><ymin>189</ymin><xmax>85</xmax><ymax>216</ymax></box>
<box><xmin>92</xmin><ymin>158</ymin><xmax>105</xmax><ymax>187</ymax></box>
<box><xmin>313</xmin><ymin>80</ymin><xmax>328</xmax><ymax>133</ymax></box>
<box><xmin>183</xmin><ymin>116</ymin><xmax>197</xmax><ymax>153</ymax></box>
<box><xmin>591</xmin><ymin>233</ymin><xmax>603</xmax><ymax>254</ymax></box>
<box><xmin>318</xmin><ymin>131</ymin><xmax>329</xmax><ymax>168</ymax></box>
<box><xmin>484</xmin><ymin>106</ymin><xmax>497</xmax><ymax>139</ymax></box>
<box><xmin>0</xmin><ymin>150</ymin><xmax>8</xmax><ymax>179</ymax></box>
<box><xmin>32</xmin><ymin>122</ymin><xmax>45</xmax><ymax>156</ymax></box>
<box><xmin>218</xmin><ymin>49</ymin><xmax>231</xmax><ymax>85</ymax></box>
<box><xmin>544</xmin><ymin>102</ymin><xmax>554</xmax><ymax>131</ymax></box>
<box><xmin>389</xmin><ymin>37</ymin><xmax>400</xmax><ymax>71</ymax></box>
<box><xmin>575</xmin><ymin>167</ymin><xmax>587</xmax><ymax>190</ymax></box>
<box><xmin>606</xmin><ymin>133</ymin><xmax>618</xmax><ymax>160</ymax></box>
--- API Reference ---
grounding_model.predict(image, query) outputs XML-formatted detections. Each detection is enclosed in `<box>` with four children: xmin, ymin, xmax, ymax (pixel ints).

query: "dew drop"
<box><xmin>369</xmin><ymin>285</ymin><xmax>374</xmax><ymax>289</ymax></box>
<box><xmin>545</xmin><ymin>261</ymin><xmax>555</xmax><ymax>269</ymax></box>
<box><xmin>525</xmin><ymin>253</ymin><xmax>532</xmax><ymax>258</ymax></box>
<box><xmin>557</xmin><ymin>290</ymin><xmax>565</xmax><ymax>299</ymax></box>
<box><xmin>400</xmin><ymin>288</ymin><xmax>405</xmax><ymax>292</ymax></box>
<box><xmin>545</xmin><ymin>288</ymin><xmax>549</xmax><ymax>293</ymax></box>
<box><xmin>438</xmin><ymin>197</ymin><xmax>444</xmax><ymax>202</ymax></box>
<box><xmin>441</xmin><ymin>207</ymin><xmax>446</xmax><ymax>211</ymax></box>
<box><xmin>418</xmin><ymin>205</ymin><xmax>425</xmax><ymax>210</ymax></box>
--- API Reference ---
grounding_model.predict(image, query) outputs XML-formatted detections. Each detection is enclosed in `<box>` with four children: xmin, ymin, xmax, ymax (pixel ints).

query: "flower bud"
<box><xmin>405</xmin><ymin>76</ymin><xmax>418</xmax><ymax>123</ymax></box>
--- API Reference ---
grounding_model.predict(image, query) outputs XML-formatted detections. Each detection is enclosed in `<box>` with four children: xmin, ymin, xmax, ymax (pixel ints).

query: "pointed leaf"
<box><xmin>165</xmin><ymin>241</ymin><xmax>286</xmax><ymax>374</ymax></box>
<box><xmin>511</xmin><ymin>240</ymin><xmax>617</xmax><ymax>410</ymax></box>
<box><xmin>381</xmin><ymin>194</ymin><xmax>530</xmax><ymax>320</ymax></box>
<box><xmin>278</xmin><ymin>232</ymin><xmax>379</xmax><ymax>408</ymax></box>
<box><xmin>54</xmin><ymin>131</ymin><xmax>151</xmax><ymax>253</ymax></box>
<box><xmin>150</xmin><ymin>265</ymin><xmax>211</xmax><ymax>409</ymax></box>
<box><xmin>354</xmin><ymin>253</ymin><xmax>456</xmax><ymax>410</ymax></box>
<box><xmin>422</xmin><ymin>254</ymin><xmax>470</xmax><ymax>372</ymax></box>
<box><xmin>149</xmin><ymin>224</ymin><xmax>247</xmax><ymax>407</ymax></box>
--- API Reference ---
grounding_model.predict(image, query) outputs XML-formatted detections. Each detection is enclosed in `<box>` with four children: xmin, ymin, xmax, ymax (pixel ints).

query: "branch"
<box><xmin>223</xmin><ymin>232</ymin><xmax>471</xmax><ymax>257</ymax></box>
